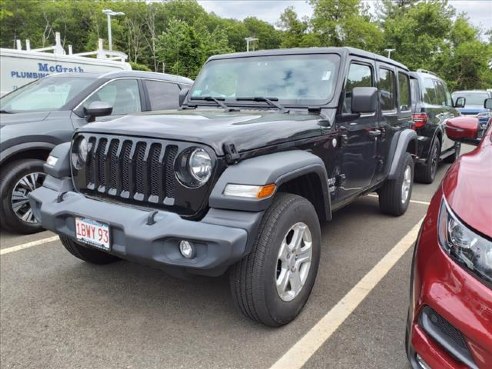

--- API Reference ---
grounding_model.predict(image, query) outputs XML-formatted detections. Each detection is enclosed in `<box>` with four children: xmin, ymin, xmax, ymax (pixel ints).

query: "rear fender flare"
<box><xmin>387</xmin><ymin>129</ymin><xmax>417</xmax><ymax>180</ymax></box>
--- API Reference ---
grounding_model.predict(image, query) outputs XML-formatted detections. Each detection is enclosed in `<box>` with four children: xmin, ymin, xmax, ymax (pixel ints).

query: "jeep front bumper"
<box><xmin>29</xmin><ymin>177</ymin><xmax>263</xmax><ymax>276</ymax></box>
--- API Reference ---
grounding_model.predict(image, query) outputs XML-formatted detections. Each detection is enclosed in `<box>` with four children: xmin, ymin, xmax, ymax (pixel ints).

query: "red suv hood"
<box><xmin>442</xmin><ymin>131</ymin><xmax>492</xmax><ymax>238</ymax></box>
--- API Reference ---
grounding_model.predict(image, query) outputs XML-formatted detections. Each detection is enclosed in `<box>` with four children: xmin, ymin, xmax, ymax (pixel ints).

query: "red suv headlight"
<box><xmin>438</xmin><ymin>197</ymin><xmax>492</xmax><ymax>285</ymax></box>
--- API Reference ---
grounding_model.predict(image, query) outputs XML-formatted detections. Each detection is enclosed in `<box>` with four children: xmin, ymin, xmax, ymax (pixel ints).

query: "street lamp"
<box><xmin>102</xmin><ymin>9</ymin><xmax>125</xmax><ymax>52</ymax></box>
<box><xmin>384</xmin><ymin>48</ymin><xmax>395</xmax><ymax>59</ymax></box>
<box><xmin>245</xmin><ymin>37</ymin><xmax>258</xmax><ymax>52</ymax></box>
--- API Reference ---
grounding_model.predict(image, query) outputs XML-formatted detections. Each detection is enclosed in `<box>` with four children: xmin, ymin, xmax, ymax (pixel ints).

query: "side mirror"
<box><xmin>484</xmin><ymin>98</ymin><xmax>492</xmax><ymax>109</ymax></box>
<box><xmin>351</xmin><ymin>87</ymin><xmax>378</xmax><ymax>114</ymax></box>
<box><xmin>445</xmin><ymin>116</ymin><xmax>480</xmax><ymax>146</ymax></box>
<box><xmin>179</xmin><ymin>88</ymin><xmax>190</xmax><ymax>107</ymax></box>
<box><xmin>454</xmin><ymin>97</ymin><xmax>466</xmax><ymax>108</ymax></box>
<box><xmin>84</xmin><ymin>101</ymin><xmax>113</xmax><ymax>122</ymax></box>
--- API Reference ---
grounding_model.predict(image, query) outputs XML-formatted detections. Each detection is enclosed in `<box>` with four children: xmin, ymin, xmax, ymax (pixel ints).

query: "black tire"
<box><xmin>0</xmin><ymin>159</ymin><xmax>46</xmax><ymax>234</ymax></box>
<box><xmin>415</xmin><ymin>139</ymin><xmax>440</xmax><ymax>184</ymax></box>
<box><xmin>378</xmin><ymin>152</ymin><xmax>414</xmax><ymax>216</ymax></box>
<box><xmin>229</xmin><ymin>193</ymin><xmax>321</xmax><ymax>327</ymax></box>
<box><xmin>443</xmin><ymin>142</ymin><xmax>461</xmax><ymax>163</ymax></box>
<box><xmin>60</xmin><ymin>235</ymin><xmax>120</xmax><ymax>265</ymax></box>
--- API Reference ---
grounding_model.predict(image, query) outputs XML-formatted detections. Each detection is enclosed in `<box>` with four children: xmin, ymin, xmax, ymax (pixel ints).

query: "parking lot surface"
<box><xmin>0</xmin><ymin>146</ymin><xmax>473</xmax><ymax>369</ymax></box>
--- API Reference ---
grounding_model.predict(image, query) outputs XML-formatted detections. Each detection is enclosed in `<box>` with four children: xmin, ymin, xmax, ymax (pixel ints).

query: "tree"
<box><xmin>243</xmin><ymin>17</ymin><xmax>281</xmax><ymax>50</ymax></box>
<box><xmin>382</xmin><ymin>0</ymin><xmax>454</xmax><ymax>70</ymax></box>
<box><xmin>309</xmin><ymin>0</ymin><xmax>383</xmax><ymax>51</ymax></box>
<box><xmin>277</xmin><ymin>7</ymin><xmax>314</xmax><ymax>48</ymax></box>
<box><xmin>156</xmin><ymin>18</ymin><xmax>203</xmax><ymax>78</ymax></box>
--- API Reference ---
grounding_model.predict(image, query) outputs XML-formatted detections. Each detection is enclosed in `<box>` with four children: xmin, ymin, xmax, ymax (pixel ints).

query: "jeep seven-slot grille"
<box><xmin>83</xmin><ymin>137</ymin><xmax>178</xmax><ymax>205</ymax></box>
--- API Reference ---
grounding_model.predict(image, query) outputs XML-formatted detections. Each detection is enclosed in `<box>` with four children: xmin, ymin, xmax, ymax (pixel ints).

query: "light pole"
<box><xmin>384</xmin><ymin>48</ymin><xmax>395</xmax><ymax>59</ymax></box>
<box><xmin>245</xmin><ymin>37</ymin><xmax>258</xmax><ymax>52</ymax></box>
<box><xmin>102</xmin><ymin>9</ymin><xmax>125</xmax><ymax>52</ymax></box>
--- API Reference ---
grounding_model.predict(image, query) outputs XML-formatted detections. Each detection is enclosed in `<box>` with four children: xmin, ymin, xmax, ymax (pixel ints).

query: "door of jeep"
<box><xmin>335</xmin><ymin>59</ymin><xmax>379</xmax><ymax>202</ymax></box>
<box><xmin>373</xmin><ymin>66</ymin><xmax>413</xmax><ymax>183</ymax></box>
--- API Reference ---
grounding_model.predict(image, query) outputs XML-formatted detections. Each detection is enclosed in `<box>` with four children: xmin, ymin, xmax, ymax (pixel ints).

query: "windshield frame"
<box><xmin>0</xmin><ymin>75</ymin><xmax>99</xmax><ymax>113</ymax></box>
<box><xmin>188</xmin><ymin>52</ymin><xmax>342</xmax><ymax>109</ymax></box>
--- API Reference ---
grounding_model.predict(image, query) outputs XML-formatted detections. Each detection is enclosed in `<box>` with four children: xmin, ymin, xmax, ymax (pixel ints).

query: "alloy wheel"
<box><xmin>401</xmin><ymin>166</ymin><xmax>412</xmax><ymax>205</ymax></box>
<box><xmin>11</xmin><ymin>172</ymin><xmax>45</xmax><ymax>224</ymax></box>
<box><xmin>275</xmin><ymin>222</ymin><xmax>313</xmax><ymax>302</ymax></box>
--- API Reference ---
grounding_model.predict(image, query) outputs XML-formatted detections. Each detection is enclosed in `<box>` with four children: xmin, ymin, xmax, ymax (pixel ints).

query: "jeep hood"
<box><xmin>80</xmin><ymin>109</ymin><xmax>331</xmax><ymax>156</ymax></box>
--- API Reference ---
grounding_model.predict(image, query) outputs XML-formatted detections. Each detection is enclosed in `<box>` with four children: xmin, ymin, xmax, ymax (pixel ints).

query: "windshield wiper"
<box><xmin>190</xmin><ymin>96</ymin><xmax>236</xmax><ymax>111</ymax></box>
<box><xmin>236</xmin><ymin>97</ymin><xmax>288</xmax><ymax>113</ymax></box>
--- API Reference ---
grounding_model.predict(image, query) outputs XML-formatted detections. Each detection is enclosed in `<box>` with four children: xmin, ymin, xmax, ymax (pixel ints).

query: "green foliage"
<box><xmin>129</xmin><ymin>61</ymin><xmax>151</xmax><ymax>72</ymax></box>
<box><xmin>0</xmin><ymin>0</ymin><xmax>490</xmax><ymax>89</ymax></box>
<box><xmin>309</xmin><ymin>0</ymin><xmax>383</xmax><ymax>51</ymax></box>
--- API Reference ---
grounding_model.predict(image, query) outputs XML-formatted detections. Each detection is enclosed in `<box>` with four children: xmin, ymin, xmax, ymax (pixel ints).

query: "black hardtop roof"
<box><xmin>207</xmin><ymin>47</ymin><xmax>409</xmax><ymax>71</ymax></box>
<box><xmin>47</xmin><ymin>70</ymin><xmax>193</xmax><ymax>84</ymax></box>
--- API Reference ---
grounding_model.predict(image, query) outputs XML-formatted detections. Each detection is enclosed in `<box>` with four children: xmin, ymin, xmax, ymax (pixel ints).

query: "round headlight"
<box><xmin>175</xmin><ymin>147</ymin><xmax>213</xmax><ymax>188</ymax></box>
<box><xmin>71</xmin><ymin>137</ymin><xmax>88</xmax><ymax>170</ymax></box>
<box><xmin>189</xmin><ymin>148</ymin><xmax>212</xmax><ymax>182</ymax></box>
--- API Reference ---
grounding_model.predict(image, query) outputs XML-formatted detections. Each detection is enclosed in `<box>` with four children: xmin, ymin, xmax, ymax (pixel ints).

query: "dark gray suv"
<box><xmin>0</xmin><ymin>71</ymin><xmax>192</xmax><ymax>233</ymax></box>
<box><xmin>409</xmin><ymin>70</ymin><xmax>462</xmax><ymax>184</ymax></box>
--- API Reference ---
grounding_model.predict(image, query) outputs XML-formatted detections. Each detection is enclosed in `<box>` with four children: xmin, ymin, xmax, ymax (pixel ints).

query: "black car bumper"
<box><xmin>30</xmin><ymin>176</ymin><xmax>263</xmax><ymax>276</ymax></box>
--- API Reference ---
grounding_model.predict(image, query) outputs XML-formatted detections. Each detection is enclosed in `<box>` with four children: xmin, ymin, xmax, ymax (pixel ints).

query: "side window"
<box><xmin>398</xmin><ymin>72</ymin><xmax>411</xmax><ymax>111</ymax></box>
<box><xmin>145</xmin><ymin>81</ymin><xmax>181</xmax><ymax>110</ymax></box>
<box><xmin>410</xmin><ymin>78</ymin><xmax>419</xmax><ymax>110</ymax></box>
<box><xmin>379</xmin><ymin>68</ymin><xmax>396</xmax><ymax>111</ymax></box>
<box><xmin>344</xmin><ymin>63</ymin><xmax>373</xmax><ymax>113</ymax></box>
<box><xmin>437</xmin><ymin>80</ymin><xmax>452</xmax><ymax>107</ymax></box>
<box><xmin>434</xmin><ymin>80</ymin><xmax>447</xmax><ymax>107</ymax></box>
<box><xmin>84</xmin><ymin>79</ymin><xmax>141</xmax><ymax>115</ymax></box>
<box><xmin>422</xmin><ymin>78</ymin><xmax>438</xmax><ymax>105</ymax></box>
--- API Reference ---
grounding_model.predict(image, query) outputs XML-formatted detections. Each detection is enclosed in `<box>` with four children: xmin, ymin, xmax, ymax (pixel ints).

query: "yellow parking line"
<box><xmin>269</xmin><ymin>218</ymin><xmax>424</xmax><ymax>369</ymax></box>
<box><xmin>0</xmin><ymin>236</ymin><xmax>59</xmax><ymax>256</ymax></box>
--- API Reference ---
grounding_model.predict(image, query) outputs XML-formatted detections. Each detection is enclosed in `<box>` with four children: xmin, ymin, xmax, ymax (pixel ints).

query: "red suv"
<box><xmin>406</xmin><ymin>102</ymin><xmax>492</xmax><ymax>369</ymax></box>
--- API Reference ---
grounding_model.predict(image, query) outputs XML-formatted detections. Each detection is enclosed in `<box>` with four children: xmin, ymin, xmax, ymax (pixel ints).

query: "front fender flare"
<box><xmin>209</xmin><ymin>150</ymin><xmax>331</xmax><ymax>220</ymax></box>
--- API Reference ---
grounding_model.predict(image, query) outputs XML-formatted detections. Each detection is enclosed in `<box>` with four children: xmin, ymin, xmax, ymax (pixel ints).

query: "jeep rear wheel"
<box><xmin>378</xmin><ymin>152</ymin><xmax>414</xmax><ymax>216</ymax></box>
<box><xmin>60</xmin><ymin>235</ymin><xmax>120</xmax><ymax>265</ymax></box>
<box><xmin>229</xmin><ymin>193</ymin><xmax>321</xmax><ymax>327</ymax></box>
<box><xmin>415</xmin><ymin>139</ymin><xmax>440</xmax><ymax>184</ymax></box>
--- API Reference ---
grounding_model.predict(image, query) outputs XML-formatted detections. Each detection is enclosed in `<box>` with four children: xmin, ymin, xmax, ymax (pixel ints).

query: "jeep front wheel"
<box><xmin>229</xmin><ymin>193</ymin><xmax>321</xmax><ymax>327</ymax></box>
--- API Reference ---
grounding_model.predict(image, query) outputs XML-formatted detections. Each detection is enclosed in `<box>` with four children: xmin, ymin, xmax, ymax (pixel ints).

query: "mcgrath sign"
<box><xmin>1</xmin><ymin>48</ymin><xmax>131</xmax><ymax>96</ymax></box>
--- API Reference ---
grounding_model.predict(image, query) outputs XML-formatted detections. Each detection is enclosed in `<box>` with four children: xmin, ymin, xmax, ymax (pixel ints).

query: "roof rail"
<box><xmin>13</xmin><ymin>31</ymin><xmax>128</xmax><ymax>62</ymax></box>
<box><xmin>416</xmin><ymin>68</ymin><xmax>437</xmax><ymax>76</ymax></box>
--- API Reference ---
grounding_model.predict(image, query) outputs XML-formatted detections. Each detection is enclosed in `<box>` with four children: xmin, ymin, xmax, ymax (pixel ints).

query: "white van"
<box><xmin>1</xmin><ymin>34</ymin><xmax>131</xmax><ymax>96</ymax></box>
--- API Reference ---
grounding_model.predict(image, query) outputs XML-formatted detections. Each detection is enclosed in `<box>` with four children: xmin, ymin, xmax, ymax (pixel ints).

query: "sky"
<box><xmin>197</xmin><ymin>0</ymin><xmax>492</xmax><ymax>33</ymax></box>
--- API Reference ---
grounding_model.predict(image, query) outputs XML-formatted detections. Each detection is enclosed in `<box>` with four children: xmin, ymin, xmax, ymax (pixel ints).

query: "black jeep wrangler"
<box><xmin>30</xmin><ymin>47</ymin><xmax>417</xmax><ymax>326</ymax></box>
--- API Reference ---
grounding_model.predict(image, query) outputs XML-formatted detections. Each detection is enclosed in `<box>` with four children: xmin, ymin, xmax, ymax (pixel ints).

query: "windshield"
<box><xmin>190</xmin><ymin>54</ymin><xmax>340</xmax><ymax>106</ymax></box>
<box><xmin>452</xmin><ymin>92</ymin><xmax>489</xmax><ymax>106</ymax></box>
<box><xmin>0</xmin><ymin>76</ymin><xmax>95</xmax><ymax>112</ymax></box>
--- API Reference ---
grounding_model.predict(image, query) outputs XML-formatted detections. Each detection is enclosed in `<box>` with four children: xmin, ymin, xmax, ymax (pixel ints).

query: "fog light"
<box><xmin>179</xmin><ymin>240</ymin><xmax>195</xmax><ymax>259</ymax></box>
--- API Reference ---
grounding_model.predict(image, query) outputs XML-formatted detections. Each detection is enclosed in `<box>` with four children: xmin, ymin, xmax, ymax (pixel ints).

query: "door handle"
<box><xmin>368</xmin><ymin>129</ymin><xmax>382</xmax><ymax>137</ymax></box>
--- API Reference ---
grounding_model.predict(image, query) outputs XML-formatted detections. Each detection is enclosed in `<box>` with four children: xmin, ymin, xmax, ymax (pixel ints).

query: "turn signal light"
<box><xmin>224</xmin><ymin>184</ymin><xmax>277</xmax><ymax>199</ymax></box>
<box><xmin>412</xmin><ymin>113</ymin><xmax>428</xmax><ymax>130</ymax></box>
<box><xmin>257</xmin><ymin>184</ymin><xmax>277</xmax><ymax>199</ymax></box>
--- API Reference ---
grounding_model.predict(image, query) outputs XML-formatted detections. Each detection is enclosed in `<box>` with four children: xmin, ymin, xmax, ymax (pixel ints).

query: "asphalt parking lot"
<box><xmin>0</xmin><ymin>145</ymin><xmax>474</xmax><ymax>369</ymax></box>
